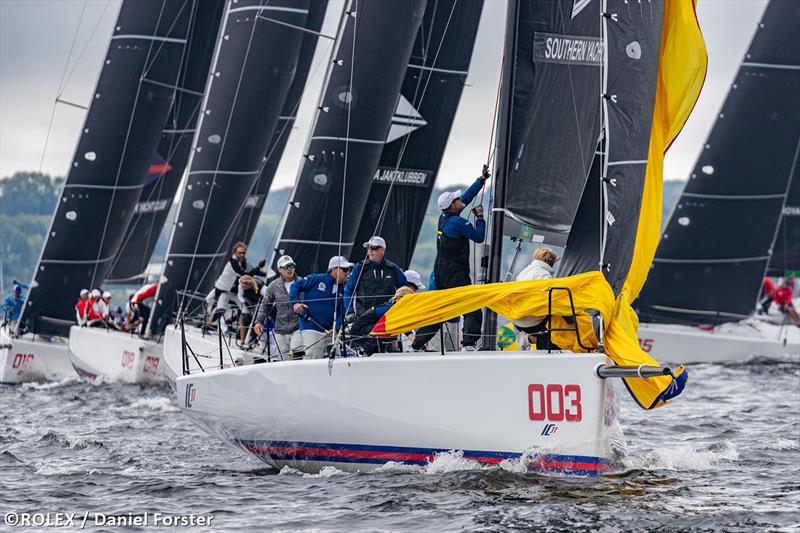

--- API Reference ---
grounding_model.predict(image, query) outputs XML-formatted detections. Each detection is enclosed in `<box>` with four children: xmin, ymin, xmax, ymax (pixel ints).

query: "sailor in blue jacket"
<box><xmin>413</xmin><ymin>166</ymin><xmax>490</xmax><ymax>351</ymax></box>
<box><xmin>290</xmin><ymin>255</ymin><xmax>353</xmax><ymax>359</ymax></box>
<box><xmin>2</xmin><ymin>282</ymin><xmax>26</xmax><ymax>322</ymax></box>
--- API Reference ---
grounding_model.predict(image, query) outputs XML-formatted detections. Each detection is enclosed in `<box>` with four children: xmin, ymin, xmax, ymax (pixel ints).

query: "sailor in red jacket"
<box><xmin>75</xmin><ymin>288</ymin><xmax>91</xmax><ymax>326</ymax></box>
<box><xmin>772</xmin><ymin>278</ymin><xmax>799</xmax><ymax>325</ymax></box>
<box><xmin>130</xmin><ymin>282</ymin><xmax>157</xmax><ymax>335</ymax></box>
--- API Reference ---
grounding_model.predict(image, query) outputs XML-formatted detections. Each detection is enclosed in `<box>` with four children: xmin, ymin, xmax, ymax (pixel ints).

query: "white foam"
<box><xmin>628</xmin><ymin>441</ymin><xmax>739</xmax><ymax>471</ymax></box>
<box><xmin>129</xmin><ymin>397</ymin><xmax>178</xmax><ymax>412</ymax></box>
<box><xmin>21</xmin><ymin>378</ymin><xmax>75</xmax><ymax>390</ymax></box>
<box><xmin>277</xmin><ymin>465</ymin><xmax>302</xmax><ymax>476</ymax></box>
<box><xmin>759</xmin><ymin>438</ymin><xmax>799</xmax><ymax>451</ymax></box>
<box><xmin>303</xmin><ymin>465</ymin><xmax>345</xmax><ymax>478</ymax></box>
<box><xmin>374</xmin><ymin>461</ymin><xmax>422</xmax><ymax>474</ymax></box>
<box><xmin>423</xmin><ymin>450</ymin><xmax>486</xmax><ymax>474</ymax></box>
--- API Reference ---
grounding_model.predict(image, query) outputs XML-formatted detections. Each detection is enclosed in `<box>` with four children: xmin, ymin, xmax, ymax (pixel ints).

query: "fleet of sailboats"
<box><xmin>1</xmin><ymin>0</ymin><xmax>797</xmax><ymax>476</ymax></box>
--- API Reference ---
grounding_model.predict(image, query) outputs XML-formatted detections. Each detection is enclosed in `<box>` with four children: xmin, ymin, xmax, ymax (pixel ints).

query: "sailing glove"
<box><xmin>482</xmin><ymin>164</ymin><xmax>491</xmax><ymax>180</ymax></box>
<box><xmin>472</xmin><ymin>205</ymin><xmax>484</xmax><ymax>218</ymax></box>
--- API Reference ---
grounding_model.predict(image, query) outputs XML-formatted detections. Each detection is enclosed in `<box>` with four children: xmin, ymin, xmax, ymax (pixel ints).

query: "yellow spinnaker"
<box><xmin>374</xmin><ymin>1</ymin><xmax>707</xmax><ymax>410</ymax></box>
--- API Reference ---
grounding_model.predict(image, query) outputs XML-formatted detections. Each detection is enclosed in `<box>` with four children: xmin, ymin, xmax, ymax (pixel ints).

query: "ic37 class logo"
<box><xmin>541</xmin><ymin>423</ymin><xmax>559</xmax><ymax>436</ymax></box>
<box><xmin>184</xmin><ymin>383</ymin><xmax>196</xmax><ymax>408</ymax></box>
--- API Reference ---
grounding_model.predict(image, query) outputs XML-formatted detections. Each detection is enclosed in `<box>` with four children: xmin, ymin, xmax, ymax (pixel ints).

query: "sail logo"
<box><xmin>185</xmin><ymin>383</ymin><xmax>196</xmax><ymax>408</ymax></box>
<box><xmin>541</xmin><ymin>423</ymin><xmax>559</xmax><ymax>436</ymax></box>
<box><xmin>386</xmin><ymin>94</ymin><xmax>427</xmax><ymax>144</ymax></box>
<box><xmin>244</xmin><ymin>194</ymin><xmax>264</xmax><ymax>209</ymax></box>
<box><xmin>372</xmin><ymin>167</ymin><xmax>430</xmax><ymax>187</ymax></box>
<box><xmin>533</xmin><ymin>32</ymin><xmax>604</xmax><ymax>67</ymax></box>
<box><xmin>782</xmin><ymin>205</ymin><xmax>800</xmax><ymax>216</ymax></box>
<box><xmin>571</xmin><ymin>0</ymin><xmax>592</xmax><ymax>18</ymax></box>
<box><xmin>134</xmin><ymin>199</ymin><xmax>169</xmax><ymax>214</ymax></box>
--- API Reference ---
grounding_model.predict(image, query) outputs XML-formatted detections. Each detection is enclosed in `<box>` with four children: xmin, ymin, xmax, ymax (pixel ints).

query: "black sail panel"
<box><xmin>499</xmin><ymin>0</ymin><xmax>603</xmax><ymax>246</ymax></box>
<box><xmin>560</xmin><ymin>0</ymin><xmax>664</xmax><ymax>293</ymax></box>
<box><xmin>216</xmin><ymin>0</ymin><xmax>329</xmax><ymax>270</ymax></box>
<box><xmin>108</xmin><ymin>0</ymin><xmax>226</xmax><ymax>284</ymax></box>
<box><xmin>18</xmin><ymin>0</ymin><xmax>193</xmax><ymax>335</ymax></box>
<box><xmin>150</xmin><ymin>0</ymin><xmax>313</xmax><ymax>333</ymax></box>
<box><xmin>637</xmin><ymin>0</ymin><xmax>800</xmax><ymax>324</ymax></box>
<box><xmin>768</xmin><ymin>169</ymin><xmax>800</xmax><ymax>277</ymax></box>
<box><xmin>351</xmin><ymin>0</ymin><xmax>483</xmax><ymax>269</ymax></box>
<box><xmin>274</xmin><ymin>0</ymin><xmax>427</xmax><ymax>274</ymax></box>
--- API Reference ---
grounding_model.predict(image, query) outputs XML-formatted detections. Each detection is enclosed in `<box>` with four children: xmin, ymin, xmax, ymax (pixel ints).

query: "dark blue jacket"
<box><xmin>439</xmin><ymin>177</ymin><xmax>486</xmax><ymax>242</ymax></box>
<box><xmin>343</xmin><ymin>259</ymin><xmax>407</xmax><ymax>315</ymax></box>
<box><xmin>289</xmin><ymin>273</ymin><xmax>346</xmax><ymax>332</ymax></box>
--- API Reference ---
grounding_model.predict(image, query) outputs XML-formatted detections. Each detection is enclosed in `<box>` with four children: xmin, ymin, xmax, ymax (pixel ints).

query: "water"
<box><xmin>1</xmin><ymin>359</ymin><xmax>798</xmax><ymax>531</ymax></box>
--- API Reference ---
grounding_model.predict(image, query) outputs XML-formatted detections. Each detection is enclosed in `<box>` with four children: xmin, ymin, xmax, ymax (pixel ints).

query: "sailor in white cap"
<box><xmin>289</xmin><ymin>255</ymin><xmax>353</xmax><ymax>359</ymax></box>
<box><xmin>343</xmin><ymin>235</ymin><xmax>407</xmax><ymax>317</ymax></box>
<box><xmin>75</xmin><ymin>289</ymin><xmax>91</xmax><ymax>326</ymax></box>
<box><xmin>403</xmin><ymin>270</ymin><xmax>426</xmax><ymax>291</ymax></box>
<box><xmin>254</xmin><ymin>255</ymin><xmax>303</xmax><ymax>357</ymax></box>
<box><xmin>413</xmin><ymin>165</ymin><xmax>490</xmax><ymax>351</ymax></box>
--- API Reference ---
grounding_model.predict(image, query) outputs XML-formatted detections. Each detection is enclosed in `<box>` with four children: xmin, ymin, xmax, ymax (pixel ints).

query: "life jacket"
<box><xmin>353</xmin><ymin>259</ymin><xmax>399</xmax><ymax>315</ymax></box>
<box><xmin>433</xmin><ymin>213</ymin><xmax>471</xmax><ymax>289</ymax></box>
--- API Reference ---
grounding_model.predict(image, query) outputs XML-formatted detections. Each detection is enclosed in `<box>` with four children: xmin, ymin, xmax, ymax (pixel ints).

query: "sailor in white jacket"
<box><xmin>514</xmin><ymin>247</ymin><xmax>558</xmax><ymax>350</ymax></box>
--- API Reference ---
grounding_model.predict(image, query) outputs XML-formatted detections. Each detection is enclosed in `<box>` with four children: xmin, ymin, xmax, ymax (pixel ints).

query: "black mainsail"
<box><xmin>213</xmin><ymin>0</ymin><xmax>329</xmax><ymax>273</ymax></box>
<box><xmin>637</xmin><ymin>0</ymin><xmax>800</xmax><ymax>325</ymax></box>
<box><xmin>17</xmin><ymin>0</ymin><xmax>193</xmax><ymax>335</ymax></box>
<box><xmin>150</xmin><ymin>0</ymin><xmax>314</xmax><ymax>333</ymax></box>
<box><xmin>272</xmin><ymin>0</ymin><xmax>427</xmax><ymax>273</ymax></box>
<box><xmin>107</xmin><ymin>0</ymin><xmax>226</xmax><ymax>284</ymax></box>
<box><xmin>351</xmin><ymin>0</ymin><xmax>483</xmax><ymax>269</ymax></box>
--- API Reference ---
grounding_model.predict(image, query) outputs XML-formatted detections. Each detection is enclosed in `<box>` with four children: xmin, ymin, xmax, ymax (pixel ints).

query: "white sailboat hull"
<box><xmin>0</xmin><ymin>326</ymin><xmax>73</xmax><ymax>384</ymax></box>
<box><xmin>68</xmin><ymin>326</ymin><xmax>163</xmax><ymax>384</ymax></box>
<box><xmin>176</xmin><ymin>352</ymin><xmax>617</xmax><ymax>475</ymax></box>
<box><xmin>163</xmin><ymin>324</ymin><xmax>253</xmax><ymax>385</ymax></box>
<box><xmin>637</xmin><ymin>319</ymin><xmax>799</xmax><ymax>364</ymax></box>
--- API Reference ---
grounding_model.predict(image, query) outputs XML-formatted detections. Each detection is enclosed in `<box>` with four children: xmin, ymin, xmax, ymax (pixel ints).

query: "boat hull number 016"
<box><xmin>528</xmin><ymin>384</ymin><xmax>582</xmax><ymax>422</ymax></box>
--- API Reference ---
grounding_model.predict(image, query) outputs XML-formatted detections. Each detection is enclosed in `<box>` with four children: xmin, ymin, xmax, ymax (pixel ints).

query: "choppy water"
<box><xmin>1</xmin><ymin>358</ymin><xmax>799</xmax><ymax>531</ymax></box>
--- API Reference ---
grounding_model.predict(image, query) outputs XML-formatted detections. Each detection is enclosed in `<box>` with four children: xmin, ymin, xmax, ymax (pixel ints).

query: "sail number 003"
<box><xmin>528</xmin><ymin>384</ymin><xmax>582</xmax><ymax>422</ymax></box>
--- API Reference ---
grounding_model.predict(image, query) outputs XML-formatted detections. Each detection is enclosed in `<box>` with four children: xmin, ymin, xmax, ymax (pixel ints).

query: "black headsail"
<box><xmin>637</xmin><ymin>0</ymin><xmax>800</xmax><ymax>325</ymax></box>
<box><xmin>107</xmin><ymin>1</ymin><xmax>226</xmax><ymax>284</ymax></box>
<box><xmin>17</xmin><ymin>0</ymin><xmax>194</xmax><ymax>336</ymax></box>
<box><xmin>272</xmin><ymin>0</ymin><xmax>427</xmax><ymax>274</ymax></box>
<box><xmin>213</xmin><ymin>0</ymin><xmax>329</xmax><ymax>274</ymax></box>
<box><xmin>558</xmin><ymin>0</ymin><xmax>665</xmax><ymax>295</ymax></box>
<box><xmin>768</xmin><ymin>172</ymin><xmax>800</xmax><ymax>277</ymax></box>
<box><xmin>351</xmin><ymin>0</ymin><xmax>483</xmax><ymax>268</ymax></box>
<box><xmin>150</xmin><ymin>0</ymin><xmax>314</xmax><ymax>334</ymax></box>
<box><xmin>482</xmin><ymin>0</ymin><xmax>604</xmax><ymax>344</ymax></box>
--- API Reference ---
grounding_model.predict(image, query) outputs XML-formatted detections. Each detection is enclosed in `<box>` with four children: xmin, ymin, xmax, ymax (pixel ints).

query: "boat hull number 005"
<box><xmin>528</xmin><ymin>384</ymin><xmax>582</xmax><ymax>422</ymax></box>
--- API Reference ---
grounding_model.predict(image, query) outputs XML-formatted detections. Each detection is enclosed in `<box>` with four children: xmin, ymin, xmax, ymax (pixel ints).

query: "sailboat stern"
<box><xmin>176</xmin><ymin>352</ymin><xmax>618</xmax><ymax>475</ymax></box>
<box><xmin>0</xmin><ymin>326</ymin><xmax>72</xmax><ymax>384</ymax></box>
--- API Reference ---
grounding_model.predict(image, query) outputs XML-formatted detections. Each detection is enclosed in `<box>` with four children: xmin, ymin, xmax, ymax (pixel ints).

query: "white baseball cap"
<box><xmin>80</xmin><ymin>288</ymin><xmax>90</xmax><ymax>297</ymax></box>
<box><xmin>102</xmin><ymin>291</ymin><xmax>112</xmax><ymax>299</ymax></box>
<box><xmin>403</xmin><ymin>270</ymin><xmax>425</xmax><ymax>290</ymax></box>
<box><xmin>437</xmin><ymin>189</ymin><xmax>461</xmax><ymax>210</ymax></box>
<box><xmin>328</xmin><ymin>255</ymin><xmax>354</xmax><ymax>270</ymax></box>
<box><xmin>363</xmin><ymin>236</ymin><xmax>386</xmax><ymax>249</ymax></box>
<box><xmin>276</xmin><ymin>255</ymin><xmax>295</xmax><ymax>269</ymax></box>
<box><xmin>91</xmin><ymin>289</ymin><xmax>101</xmax><ymax>298</ymax></box>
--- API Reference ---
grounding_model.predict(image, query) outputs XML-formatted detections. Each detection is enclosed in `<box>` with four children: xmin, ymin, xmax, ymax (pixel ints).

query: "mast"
<box><xmin>270</xmin><ymin>0</ymin><xmax>428</xmax><ymax>274</ymax></box>
<box><xmin>637</xmin><ymin>0</ymin><xmax>800</xmax><ymax>325</ymax></box>
<box><xmin>17</xmin><ymin>0</ymin><xmax>194</xmax><ymax>336</ymax></box>
<box><xmin>480</xmin><ymin>0</ymin><xmax>518</xmax><ymax>349</ymax></box>
<box><xmin>149</xmin><ymin>0</ymin><xmax>315</xmax><ymax>333</ymax></box>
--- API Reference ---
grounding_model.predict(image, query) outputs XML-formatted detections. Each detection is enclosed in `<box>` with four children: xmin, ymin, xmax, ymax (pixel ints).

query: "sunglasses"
<box><xmin>337</xmin><ymin>267</ymin><xmax>351</xmax><ymax>272</ymax></box>
<box><xmin>368</xmin><ymin>246</ymin><xmax>383</xmax><ymax>251</ymax></box>
<box><xmin>280</xmin><ymin>264</ymin><xmax>296</xmax><ymax>270</ymax></box>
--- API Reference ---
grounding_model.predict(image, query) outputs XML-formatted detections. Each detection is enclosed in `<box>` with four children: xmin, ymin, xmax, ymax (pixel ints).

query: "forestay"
<box><xmin>150</xmin><ymin>0</ymin><xmax>313</xmax><ymax>333</ymax></box>
<box><xmin>17</xmin><ymin>0</ymin><xmax>193</xmax><ymax>336</ymax></box>
<box><xmin>107</xmin><ymin>0</ymin><xmax>226</xmax><ymax>284</ymax></box>
<box><xmin>273</xmin><ymin>0</ymin><xmax>427</xmax><ymax>274</ymax></box>
<box><xmin>637</xmin><ymin>0</ymin><xmax>800</xmax><ymax>325</ymax></box>
<box><xmin>351</xmin><ymin>0</ymin><xmax>483</xmax><ymax>268</ymax></box>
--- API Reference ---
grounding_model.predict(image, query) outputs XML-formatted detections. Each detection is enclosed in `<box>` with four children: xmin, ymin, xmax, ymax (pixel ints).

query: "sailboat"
<box><xmin>172</xmin><ymin>0</ymin><xmax>706</xmax><ymax>475</ymax></box>
<box><xmin>153</xmin><ymin>0</ymin><xmax>330</xmax><ymax>382</ymax></box>
<box><xmin>635</xmin><ymin>0</ymin><xmax>800</xmax><ymax>365</ymax></box>
<box><xmin>67</xmin><ymin>0</ymin><xmax>226</xmax><ymax>384</ymax></box>
<box><xmin>1</xmin><ymin>0</ymin><xmax>196</xmax><ymax>384</ymax></box>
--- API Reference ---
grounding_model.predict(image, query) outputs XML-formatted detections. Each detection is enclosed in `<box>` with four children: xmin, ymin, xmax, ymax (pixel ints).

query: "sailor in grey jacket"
<box><xmin>254</xmin><ymin>255</ymin><xmax>303</xmax><ymax>356</ymax></box>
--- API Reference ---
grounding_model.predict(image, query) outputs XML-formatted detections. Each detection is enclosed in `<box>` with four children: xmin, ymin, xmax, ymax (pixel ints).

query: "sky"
<box><xmin>0</xmin><ymin>0</ymin><xmax>769</xmax><ymax>188</ymax></box>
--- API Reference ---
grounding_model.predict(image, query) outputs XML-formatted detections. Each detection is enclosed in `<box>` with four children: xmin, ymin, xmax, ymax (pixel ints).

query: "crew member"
<box><xmin>412</xmin><ymin>165</ymin><xmax>490</xmax><ymax>351</ymax></box>
<box><xmin>131</xmin><ymin>282</ymin><xmax>157</xmax><ymax>335</ymax></box>
<box><xmin>403</xmin><ymin>270</ymin><xmax>426</xmax><ymax>292</ymax></box>
<box><xmin>514</xmin><ymin>247</ymin><xmax>560</xmax><ymax>350</ymax></box>
<box><xmin>255</xmin><ymin>255</ymin><xmax>302</xmax><ymax>358</ymax></box>
<box><xmin>237</xmin><ymin>275</ymin><xmax>261</xmax><ymax>345</ymax></box>
<box><xmin>2</xmin><ymin>282</ymin><xmax>26</xmax><ymax>322</ymax></box>
<box><xmin>772</xmin><ymin>277</ymin><xmax>800</xmax><ymax>325</ymax></box>
<box><xmin>349</xmin><ymin>286</ymin><xmax>415</xmax><ymax>355</ymax></box>
<box><xmin>210</xmin><ymin>242</ymin><xmax>265</xmax><ymax>324</ymax></box>
<box><xmin>343</xmin><ymin>236</ymin><xmax>406</xmax><ymax>317</ymax></box>
<box><xmin>290</xmin><ymin>256</ymin><xmax>352</xmax><ymax>359</ymax></box>
<box><xmin>75</xmin><ymin>288</ymin><xmax>91</xmax><ymax>326</ymax></box>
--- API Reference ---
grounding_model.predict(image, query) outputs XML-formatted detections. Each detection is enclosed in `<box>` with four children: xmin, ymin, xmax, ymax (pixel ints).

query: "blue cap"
<box><xmin>13</xmin><ymin>284</ymin><xmax>22</xmax><ymax>294</ymax></box>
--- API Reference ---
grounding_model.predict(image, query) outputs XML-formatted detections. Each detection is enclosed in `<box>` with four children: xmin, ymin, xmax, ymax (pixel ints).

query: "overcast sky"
<box><xmin>0</xmin><ymin>0</ymin><xmax>768</xmax><ymax>188</ymax></box>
